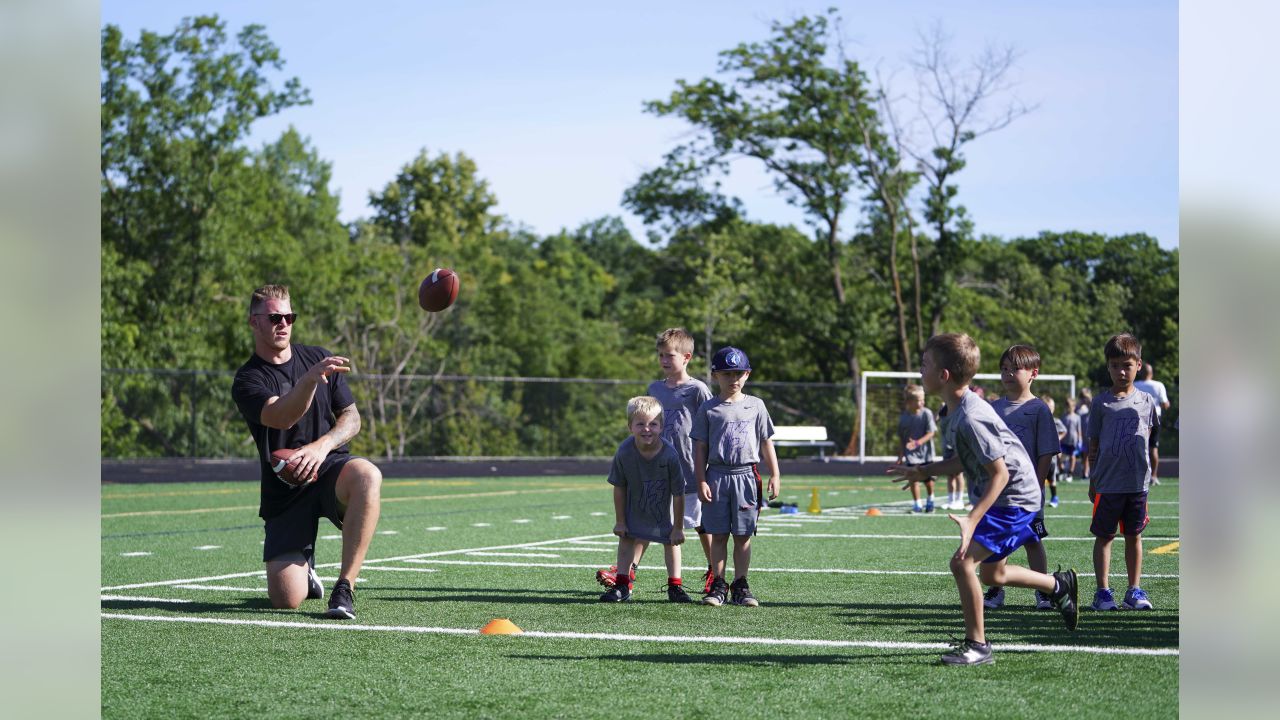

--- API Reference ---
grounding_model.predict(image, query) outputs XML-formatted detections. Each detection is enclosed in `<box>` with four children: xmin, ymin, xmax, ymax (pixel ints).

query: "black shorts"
<box><xmin>1090</xmin><ymin>491</ymin><xmax>1149</xmax><ymax>538</ymax></box>
<box><xmin>1031</xmin><ymin>510</ymin><xmax>1049</xmax><ymax>540</ymax></box>
<box><xmin>262</xmin><ymin>455</ymin><xmax>357</xmax><ymax>562</ymax></box>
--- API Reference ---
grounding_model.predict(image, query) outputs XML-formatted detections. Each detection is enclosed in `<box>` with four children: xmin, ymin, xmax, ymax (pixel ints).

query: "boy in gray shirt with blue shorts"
<box><xmin>891</xmin><ymin>333</ymin><xmax>1079</xmax><ymax>665</ymax></box>
<box><xmin>691</xmin><ymin>346</ymin><xmax>780</xmax><ymax>607</ymax></box>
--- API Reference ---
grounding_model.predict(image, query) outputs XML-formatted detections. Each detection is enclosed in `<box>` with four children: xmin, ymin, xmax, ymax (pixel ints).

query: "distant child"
<box><xmin>599</xmin><ymin>396</ymin><xmax>686</xmax><ymax>602</ymax></box>
<box><xmin>1045</xmin><ymin>395</ymin><xmax>1067</xmax><ymax>492</ymax></box>
<box><xmin>982</xmin><ymin>345</ymin><xmax>1062</xmax><ymax>611</ymax></box>
<box><xmin>896</xmin><ymin>384</ymin><xmax>937</xmax><ymax>513</ymax></box>
<box><xmin>691</xmin><ymin>346</ymin><xmax>780</xmax><ymax>607</ymax></box>
<box><xmin>1059</xmin><ymin>396</ymin><xmax>1082</xmax><ymax>481</ymax></box>
<box><xmin>1087</xmin><ymin>333</ymin><xmax>1160</xmax><ymax>611</ymax></box>
<box><xmin>937</xmin><ymin>402</ymin><xmax>967</xmax><ymax>510</ymax></box>
<box><xmin>1077</xmin><ymin>387</ymin><xmax>1093</xmax><ymax>480</ymax></box>
<box><xmin>890</xmin><ymin>333</ymin><xmax>1078</xmax><ymax>665</ymax></box>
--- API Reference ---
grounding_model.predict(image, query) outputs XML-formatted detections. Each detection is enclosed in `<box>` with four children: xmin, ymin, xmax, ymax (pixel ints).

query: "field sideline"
<box><xmin>102</xmin><ymin>475</ymin><xmax>1180</xmax><ymax>718</ymax></box>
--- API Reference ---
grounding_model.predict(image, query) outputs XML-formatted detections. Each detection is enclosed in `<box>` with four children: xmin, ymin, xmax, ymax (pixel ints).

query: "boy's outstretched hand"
<box><xmin>949</xmin><ymin>513</ymin><xmax>974</xmax><ymax>561</ymax></box>
<box><xmin>886</xmin><ymin>463</ymin><xmax>926</xmax><ymax>486</ymax></box>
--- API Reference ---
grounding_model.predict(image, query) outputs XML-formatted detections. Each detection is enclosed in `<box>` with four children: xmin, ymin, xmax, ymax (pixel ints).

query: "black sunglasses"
<box><xmin>254</xmin><ymin>312</ymin><xmax>297</xmax><ymax>326</ymax></box>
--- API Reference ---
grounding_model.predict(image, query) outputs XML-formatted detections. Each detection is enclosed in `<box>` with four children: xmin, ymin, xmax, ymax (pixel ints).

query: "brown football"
<box><xmin>418</xmin><ymin>268</ymin><xmax>459</xmax><ymax>312</ymax></box>
<box><xmin>270</xmin><ymin>448</ymin><xmax>305</xmax><ymax>487</ymax></box>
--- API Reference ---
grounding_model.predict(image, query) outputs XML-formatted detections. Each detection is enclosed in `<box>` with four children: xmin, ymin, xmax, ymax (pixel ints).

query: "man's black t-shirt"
<box><xmin>232</xmin><ymin>344</ymin><xmax>355</xmax><ymax>519</ymax></box>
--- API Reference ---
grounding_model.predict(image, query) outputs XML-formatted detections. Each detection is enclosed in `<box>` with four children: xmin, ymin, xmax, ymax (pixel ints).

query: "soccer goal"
<box><xmin>857</xmin><ymin>370</ymin><xmax>1077</xmax><ymax>462</ymax></box>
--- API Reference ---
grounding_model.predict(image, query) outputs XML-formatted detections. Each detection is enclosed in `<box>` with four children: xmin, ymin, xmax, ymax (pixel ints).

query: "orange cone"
<box><xmin>865</xmin><ymin>507</ymin><xmax>882</xmax><ymax>517</ymax></box>
<box><xmin>480</xmin><ymin>618</ymin><xmax>523</xmax><ymax>635</ymax></box>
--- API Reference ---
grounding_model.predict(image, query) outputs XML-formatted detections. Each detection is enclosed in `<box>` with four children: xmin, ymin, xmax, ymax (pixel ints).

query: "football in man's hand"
<box><xmin>418</xmin><ymin>268</ymin><xmax>459</xmax><ymax>312</ymax></box>
<box><xmin>270</xmin><ymin>448</ymin><xmax>305</xmax><ymax>487</ymax></box>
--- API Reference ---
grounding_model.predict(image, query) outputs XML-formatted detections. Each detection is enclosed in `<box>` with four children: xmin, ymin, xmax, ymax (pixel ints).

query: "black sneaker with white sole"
<box><xmin>665</xmin><ymin>582</ymin><xmax>693</xmax><ymax>603</ymax></box>
<box><xmin>325</xmin><ymin>579</ymin><xmax>355</xmax><ymax>619</ymax></box>
<box><xmin>1050</xmin><ymin>567</ymin><xmax>1079</xmax><ymax>631</ymax></box>
<box><xmin>941</xmin><ymin>638</ymin><xmax>994</xmax><ymax>666</ymax></box>
<box><xmin>729</xmin><ymin>577</ymin><xmax>759</xmax><ymax>607</ymax></box>
<box><xmin>599</xmin><ymin>583</ymin><xmax>631</xmax><ymax>602</ymax></box>
<box><xmin>702</xmin><ymin>577</ymin><xmax>729</xmax><ymax>607</ymax></box>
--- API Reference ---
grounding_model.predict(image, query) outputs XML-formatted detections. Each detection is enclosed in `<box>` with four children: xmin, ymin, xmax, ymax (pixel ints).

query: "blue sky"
<box><xmin>102</xmin><ymin>1</ymin><xmax>1178</xmax><ymax>248</ymax></box>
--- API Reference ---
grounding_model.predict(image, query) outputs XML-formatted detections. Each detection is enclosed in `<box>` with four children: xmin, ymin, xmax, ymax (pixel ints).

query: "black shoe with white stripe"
<box><xmin>325</xmin><ymin>579</ymin><xmax>355</xmax><ymax>619</ymax></box>
<box><xmin>941</xmin><ymin>638</ymin><xmax>994</xmax><ymax>666</ymax></box>
<box><xmin>306</xmin><ymin>556</ymin><xmax>324</xmax><ymax>600</ymax></box>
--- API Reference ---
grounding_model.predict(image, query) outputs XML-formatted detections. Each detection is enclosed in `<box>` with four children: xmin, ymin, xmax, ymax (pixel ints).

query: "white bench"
<box><xmin>772</xmin><ymin>425</ymin><xmax>837</xmax><ymax>460</ymax></box>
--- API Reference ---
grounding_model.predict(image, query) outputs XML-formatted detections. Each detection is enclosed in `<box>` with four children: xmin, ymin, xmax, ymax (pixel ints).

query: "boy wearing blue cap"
<box><xmin>690</xmin><ymin>346</ymin><xmax>780</xmax><ymax>607</ymax></box>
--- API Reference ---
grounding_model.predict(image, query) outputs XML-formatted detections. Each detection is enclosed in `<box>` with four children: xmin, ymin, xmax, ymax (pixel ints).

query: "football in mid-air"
<box><xmin>418</xmin><ymin>268</ymin><xmax>459</xmax><ymax>312</ymax></box>
<box><xmin>270</xmin><ymin>448</ymin><xmax>305</xmax><ymax>487</ymax></box>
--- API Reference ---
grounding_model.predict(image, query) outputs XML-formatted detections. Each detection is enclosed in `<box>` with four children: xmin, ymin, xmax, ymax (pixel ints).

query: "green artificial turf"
<box><xmin>102</xmin><ymin>475</ymin><xmax>1180</xmax><ymax>718</ymax></box>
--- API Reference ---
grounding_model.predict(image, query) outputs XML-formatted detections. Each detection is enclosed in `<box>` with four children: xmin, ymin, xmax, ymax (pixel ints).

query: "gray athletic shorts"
<box><xmin>701</xmin><ymin>464</ymin><xmax>760</xmax><ymax>536</ymax></box>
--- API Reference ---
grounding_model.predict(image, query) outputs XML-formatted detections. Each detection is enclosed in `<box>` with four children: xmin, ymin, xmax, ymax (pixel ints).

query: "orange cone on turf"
<box><xmin>480</xmin><ymin>618</ymin><xmax>523</xmax><ymax>635</ymax></box>
<box><xmin>865</xmin><ymin>507</ymin><xmax>882</xmax><ymax>516</ymax></box>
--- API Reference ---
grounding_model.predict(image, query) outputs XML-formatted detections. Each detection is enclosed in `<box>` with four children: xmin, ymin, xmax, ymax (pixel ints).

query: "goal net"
<box><xmin>857</xmin><ymin>370</ymin><xmax>1077</xmax><ymax>462</ymax></box>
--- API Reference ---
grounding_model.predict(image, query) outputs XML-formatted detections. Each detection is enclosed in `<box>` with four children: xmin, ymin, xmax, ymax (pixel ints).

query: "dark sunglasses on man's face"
<box><xmin>254</xmin><ymin>312</ymin><xmax>297</xmax><ymax>326</ymax></box>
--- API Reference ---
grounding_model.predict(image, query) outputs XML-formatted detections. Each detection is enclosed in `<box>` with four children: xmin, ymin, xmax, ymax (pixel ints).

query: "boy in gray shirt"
<box><xmin>691</xmin><ymin>346</ymin><xmax>779</xmax><ymax>608</ymax></box>
<box><xmin>1086</xmin><ymin>333</ymin><xmax>1161</xmax><ymax>611</ymax></box>
<box><xmin>890</xmin><ymin>333</ymin><xmax>1079</xmax><ymax>665</ymax></box>
<box><xmin>599</xmin><ymin>396</ymin><xmax>686</xmax><ymax>602</ymax></box>
<box><xmin>1059</xmin><ymin>396</ymin><xmax>1082</xmax><ymax>481</ymax></box>
<box><xmin>896</xmin><ymin>384</ymin><xmax>937</xmax><ymax>513</ymax></box>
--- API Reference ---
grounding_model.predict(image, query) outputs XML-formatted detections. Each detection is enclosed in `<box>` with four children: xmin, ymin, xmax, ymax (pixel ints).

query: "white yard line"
<box><xmin>100</xmin><ymin>613</ymin><xmax>1178</xmax><ymax>657</ymax></box>
<box><xmin>403</xmin><ymin>559</ymin><xmax>1179</xmax><ymax>578</ymax></box>
<box><xmin>101</xmin><ymin>595</ymin><xmax>192</xmax><ymax>603</ymax></box>
<box><xmin>465</xmin><ymin>552</ymin><xmax>564</xmax><ymax>559</ymax></box>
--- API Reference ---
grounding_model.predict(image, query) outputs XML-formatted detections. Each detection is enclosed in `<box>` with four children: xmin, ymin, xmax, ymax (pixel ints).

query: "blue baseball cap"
<box><xmin>711</xmin><ymin>346</ymin><xmax>751</xmax><ymax>372</ymax></box>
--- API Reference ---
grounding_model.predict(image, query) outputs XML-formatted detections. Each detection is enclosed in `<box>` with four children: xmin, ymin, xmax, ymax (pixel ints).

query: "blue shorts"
<box><xmin>972</xmin><ymin>506</ymin><xmax>1040</xmax><ymax>563</ymax></box>
<box><xmin>1060</xmin><ymin>442</ymin><xmax>1080</xmax><ymax>457</ymax></box>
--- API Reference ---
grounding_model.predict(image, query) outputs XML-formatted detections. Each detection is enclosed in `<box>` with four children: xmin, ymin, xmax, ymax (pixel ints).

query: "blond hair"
<box><xmin>1039</xmin><ymin>393</ymin><xmax>1056</xmax><ymax>412</ymax></box>
<box><xmin>903</xmin><ymin>384</ymin><xmax>925</xmax><ymax>401</ymax></box>
<box><xmin>656</xmin><ymin>327</ymin><xmax>695</xmax><ymax>355</ymax></box>
<box><xmin>924</xmin><ymin>333</ymin><xmax>981</xmax><ymax>385</ymax></box>
<box><xmin>249</xmin><ymin>284</ymin><xmax>290</xmax><ymax>315</ymax></box>
<box><xmin>627</xmin><ymin>396</ymin><xmax>663</xmax><ymax>423</ymax></box>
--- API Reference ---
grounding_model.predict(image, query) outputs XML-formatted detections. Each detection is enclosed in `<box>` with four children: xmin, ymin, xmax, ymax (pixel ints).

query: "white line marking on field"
<box><xmin>377</xmin><ymin>530</ymin><xmax>399</xmax><ymax>535</ymax></box>
<box><xmin>552</xmin><ymin>515</ymin><xmax>573</xmax><ymax>520</ymax></box>
<box><xmin>465</xmin><ymin>552</ymin><xmax>563</xmax><ymax>559</ymax></box>
<box><xmin>102</xmin><ymin>595</ymin><xmax>192</xmax><ymax>603</ymax></box>
<box><xmin>512</xmin><ymin>519</ymin><xmax>532</xmax><ymax>524</ymax></box>
<box><xmin>538</xmin><ymin>546</ymin><xmax>615</xmax><ymax>553</ymax></box>
<box><xmin>100</xmin><ymin>613</ymin><xmax>1178</xmax><ymax>656</ymax></box>
<box><xmin>472</xmin><ymin>523</ymin><xmax>492</xmax><ymax>527</ymax></box>
<box><xmin>565</xmin><ymin>539</ymin><xmax>617</xmax><ymax>546</ymax></box>
<box><xmin>120</xmin><ymin>552</ymin><xmax>151</xmax><ymax>557</ymax></box>
<box><xmin>176</xmin><ymin>585</ymin><xmax>265</xmax><ymax>592</ymax></box>
<box><xmin>426</xmin><ymin>527</ymin><xmax>447</xmax><ymax>532</ymax></box>
<box><xmin>193</xmin><ymin>545</ymin><xmax>221</xmax><ymax>551</ymax></box>
<box><xmin>402</xmin><ymin>559</ymin><xmax>1180</xmax><ymax>578</ymax></box>
<box><xmin>590</xmin><ymin>512</ymin><xmax>607</xmax><ymax>517</ymax></box>
<box><xmin>321</xmin><ymin>535</ymin><xmax>341</xmax><ymax>540</ymax></box>
<box><xmin>355</xmin><ymin>566</ymin><xmax>438</xmax><ymax>573</ymax></box>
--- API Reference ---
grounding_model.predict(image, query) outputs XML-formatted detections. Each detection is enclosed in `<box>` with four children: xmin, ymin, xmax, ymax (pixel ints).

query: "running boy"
<box><xmin>691</xmin><ymin>346</ymin><xmax>780</xmax><ymax>607</ymax></box>
<box><xmin>596</xmin><ymin>328</ymin><xmax>712</xmax><ymax>602</ymax></box>
<box><xmin>599</xmin><ymin>396</ymin><xmax>686</xmax><ymax>602</ymax></box>
<box><xmin>1087</xmin><ymin>333</ymin><xmax>1160</xmax><ymax>611</ymax></box>
<box><xmin>896</xmin><ymin>384</ymin><xmax>937</xmax><ymax>513</ymax></box>
<box><xmin>890</xmin><ymin>333</ymin><xmax>1078</xmax><ymax>665</ymax></box>
<box><xmin>982</xmin><ymin>345</ymin><xmax>1061</xmax><ymax>611</ymax></box>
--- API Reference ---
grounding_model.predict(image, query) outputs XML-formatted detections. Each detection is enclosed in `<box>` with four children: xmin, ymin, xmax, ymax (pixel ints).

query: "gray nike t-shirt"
<box><xmin>1088</xmin><ymin>389</ymin><xmax>1160</xmax><ymax>493</ymax></box>
<box><xmin>647</xmin><ymin>377</ymin><xmax>714</xmax><ymax>494</ymax></box>
<box><xmin>607</xmin><ymin>437</ymin><xmax>683</xmax><ymax>543</ymax></box>
<box><xmin>898</xmin><ymin>408</ymin><xmax>937</xmax><ymax>464</ymax></box>
<box><xmin>943</xmin><ymin>392</ymin><xmax>1042</xmax><ymax>512</ymax></box>
<box><xmin>690</xmin><ymin>395</ymin><xmax>775</xmax><ymax>467</ymax></box>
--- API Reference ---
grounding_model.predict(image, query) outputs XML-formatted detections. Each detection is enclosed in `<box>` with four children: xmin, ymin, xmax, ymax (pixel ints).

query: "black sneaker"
<box><xmin>729</xmin><ymin>577</ymin><xmax>760</xmax><ymax>607</ymax></box>
<box><xmin>941</xmin><ymin>638</ymin><xmax>994</xmax><ymax>666</ymax></box>
<box><xmin>306</xmin><ymin>555</ymin><xmax>324</xmax><ymax>601</ymax></box>
<box><xmin>325</xmin><ymin>579</ymin><xmax>355</xmax><ymax>619</ymax></box>
<box><xmin>599</xmin><ymin>583</ymin><xmax>631</xmax><ymax>602</ymax></box>
<box><xmin>665</xmin><ymin>582</ymin><xmax>693</xmax><ymax>603</ymax></box>
<box><xmin>702</xmin><ymin>577</ymin><xmax>729</xmax><ymax>607</ymax></box>
<box><xmin>1050</xmin><ymin>567</ymin><xmax>1079</xmax><ymax>631</ymax></box>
